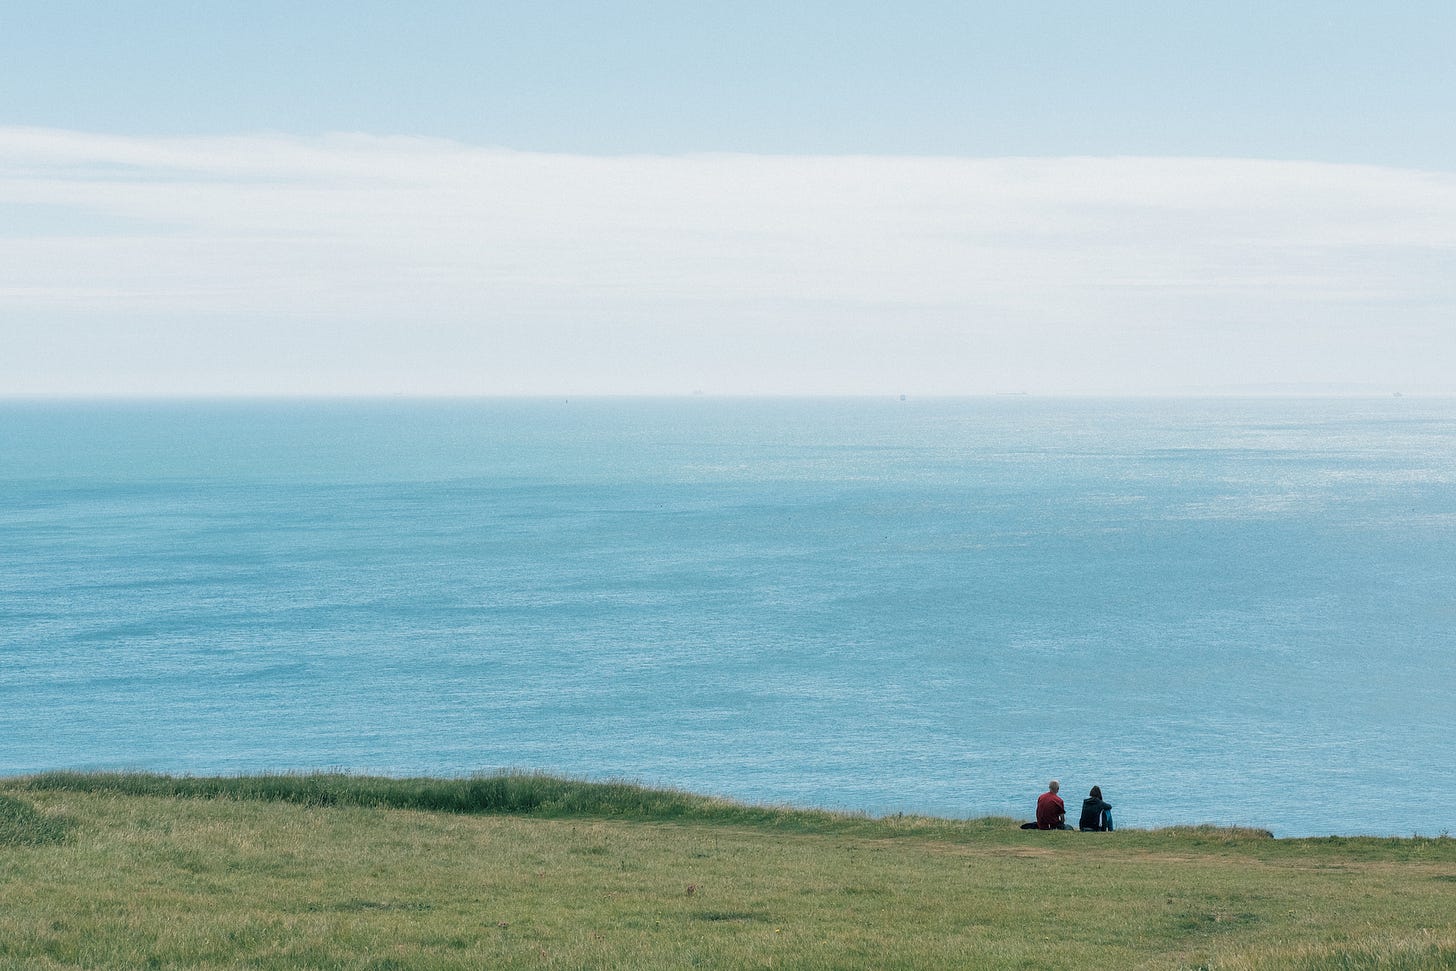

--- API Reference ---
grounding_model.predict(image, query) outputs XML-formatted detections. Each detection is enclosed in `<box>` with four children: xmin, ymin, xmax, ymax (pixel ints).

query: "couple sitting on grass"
<box><xmin>1022</xmin><ymin>779</ymin><xmax>1114</xmax><ymax>831</ymax></box>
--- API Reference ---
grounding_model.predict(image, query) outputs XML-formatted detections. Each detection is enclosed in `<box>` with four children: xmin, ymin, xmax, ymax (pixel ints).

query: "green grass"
<box><xmin>0</xmin><ymin>793</ymin><xmax>75</xmax><ymax>846</ymax></box>
<box><xmin>3</xmin><ymin>772</ymin><xmax>1455</xmax><ymax>970</ymax></box>
<box><xmin>16</xmin><ymin>770</ymin><xmax>876</xmax><ymax>830</ymax></box>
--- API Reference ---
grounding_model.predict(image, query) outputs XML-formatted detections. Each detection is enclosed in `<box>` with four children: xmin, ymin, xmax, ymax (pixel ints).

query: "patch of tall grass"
<box><xmin>16</xmin><ymin>770</ymin><xmax>869</xmax><ymax>830</ymax></box>
<box><xmin>0</xmin><ymin>793</ymin><xmax>73</xmax><ymax>846</ymax></box>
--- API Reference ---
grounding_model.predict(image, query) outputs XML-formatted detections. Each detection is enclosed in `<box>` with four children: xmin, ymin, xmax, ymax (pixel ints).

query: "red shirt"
<box><xmin>1035</xmin><ymin>791</ymin><xmax>1066</xmax><ymax>829</ymax></box>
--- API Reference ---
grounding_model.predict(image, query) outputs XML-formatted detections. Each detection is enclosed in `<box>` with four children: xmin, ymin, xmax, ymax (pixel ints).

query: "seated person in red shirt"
<box><xmin>1035</xmin><ymin>779</ymin><xmax>1070</xmax><ymax>829</ymax></box>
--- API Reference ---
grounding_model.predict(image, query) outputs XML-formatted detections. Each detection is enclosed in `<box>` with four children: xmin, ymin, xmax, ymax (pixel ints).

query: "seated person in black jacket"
<box><xmin>1079</xmin><ymin>785</ymin><xmax>1114</xmax><ymax>831</ymax></box>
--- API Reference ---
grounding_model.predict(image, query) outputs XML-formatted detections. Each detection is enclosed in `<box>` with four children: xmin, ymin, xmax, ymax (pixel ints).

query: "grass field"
<box><xmin>3</xmin><ymin>772</ymin><xmax>1454</xmax><ymax>970</ymax></box>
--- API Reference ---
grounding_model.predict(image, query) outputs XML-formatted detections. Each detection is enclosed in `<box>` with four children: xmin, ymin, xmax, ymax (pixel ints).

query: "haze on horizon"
<box><xmin>2</xmin><ymin>1</ymin><xmax>1453</xmax><ymax>397</ymax></box>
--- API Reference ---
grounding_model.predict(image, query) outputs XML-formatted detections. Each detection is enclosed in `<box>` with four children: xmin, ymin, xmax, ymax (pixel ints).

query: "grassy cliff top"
<box><xmin>4</xmin><ymin>772</ymin><xmax>1454</xmax><ymax>970</ymax></box>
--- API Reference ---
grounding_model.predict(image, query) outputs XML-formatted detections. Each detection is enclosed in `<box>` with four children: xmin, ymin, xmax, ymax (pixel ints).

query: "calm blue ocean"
<box><xmin>2</xmin><ymin>397</ymin><xmax>1453</xmax><ymax>836</ymax></box>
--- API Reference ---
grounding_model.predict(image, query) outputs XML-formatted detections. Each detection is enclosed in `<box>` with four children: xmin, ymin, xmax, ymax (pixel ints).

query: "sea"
<box><xmin>2</xmin><ymin>396</ymin><xmax>1453</xmax><ymax>837</ymax></box>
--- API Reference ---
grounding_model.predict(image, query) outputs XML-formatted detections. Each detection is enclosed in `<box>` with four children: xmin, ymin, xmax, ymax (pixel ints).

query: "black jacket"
<box><xmin>1079</xmin><ymin>797</ymin><xmax>1112</xmax><ymax>830</ymax></box>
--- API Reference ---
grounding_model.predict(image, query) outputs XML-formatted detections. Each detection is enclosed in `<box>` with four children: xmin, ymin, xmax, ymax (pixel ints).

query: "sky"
<box><xmin>2</xmin><ymin>1</ymin><xmax>1453</xmax><ymax>395</ymax></box>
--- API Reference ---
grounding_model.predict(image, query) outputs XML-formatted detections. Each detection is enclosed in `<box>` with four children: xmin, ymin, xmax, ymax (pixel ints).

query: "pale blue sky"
<box><xmin>4</xmin><ymin>1</ymin><xmax>1454</xmax><ymax>163</ymax></box>
<box><xmin>2</xmin><ymin>2</ymin><xmax>1454</xmax><ymax>394</ymax></box>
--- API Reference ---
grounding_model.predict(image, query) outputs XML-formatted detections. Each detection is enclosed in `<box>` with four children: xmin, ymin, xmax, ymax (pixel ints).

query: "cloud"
<box><xmin>2</xmin><ymin>127</ymin><xmax>1453</xmax><ymax>394</ymax></box>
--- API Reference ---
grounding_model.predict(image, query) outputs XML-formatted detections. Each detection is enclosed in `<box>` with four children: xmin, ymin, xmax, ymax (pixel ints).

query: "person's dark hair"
<box><xmin>1089</xmin><ymin>786</ymin><xmax>1102</xmax><ymax>800</ymax></box>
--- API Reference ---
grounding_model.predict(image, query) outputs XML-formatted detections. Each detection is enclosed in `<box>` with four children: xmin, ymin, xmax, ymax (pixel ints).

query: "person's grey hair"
<box><xmin>1048</xmin><ymin>780</ymin><xmax>1059</xmax><ymax>792</ymax></box>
